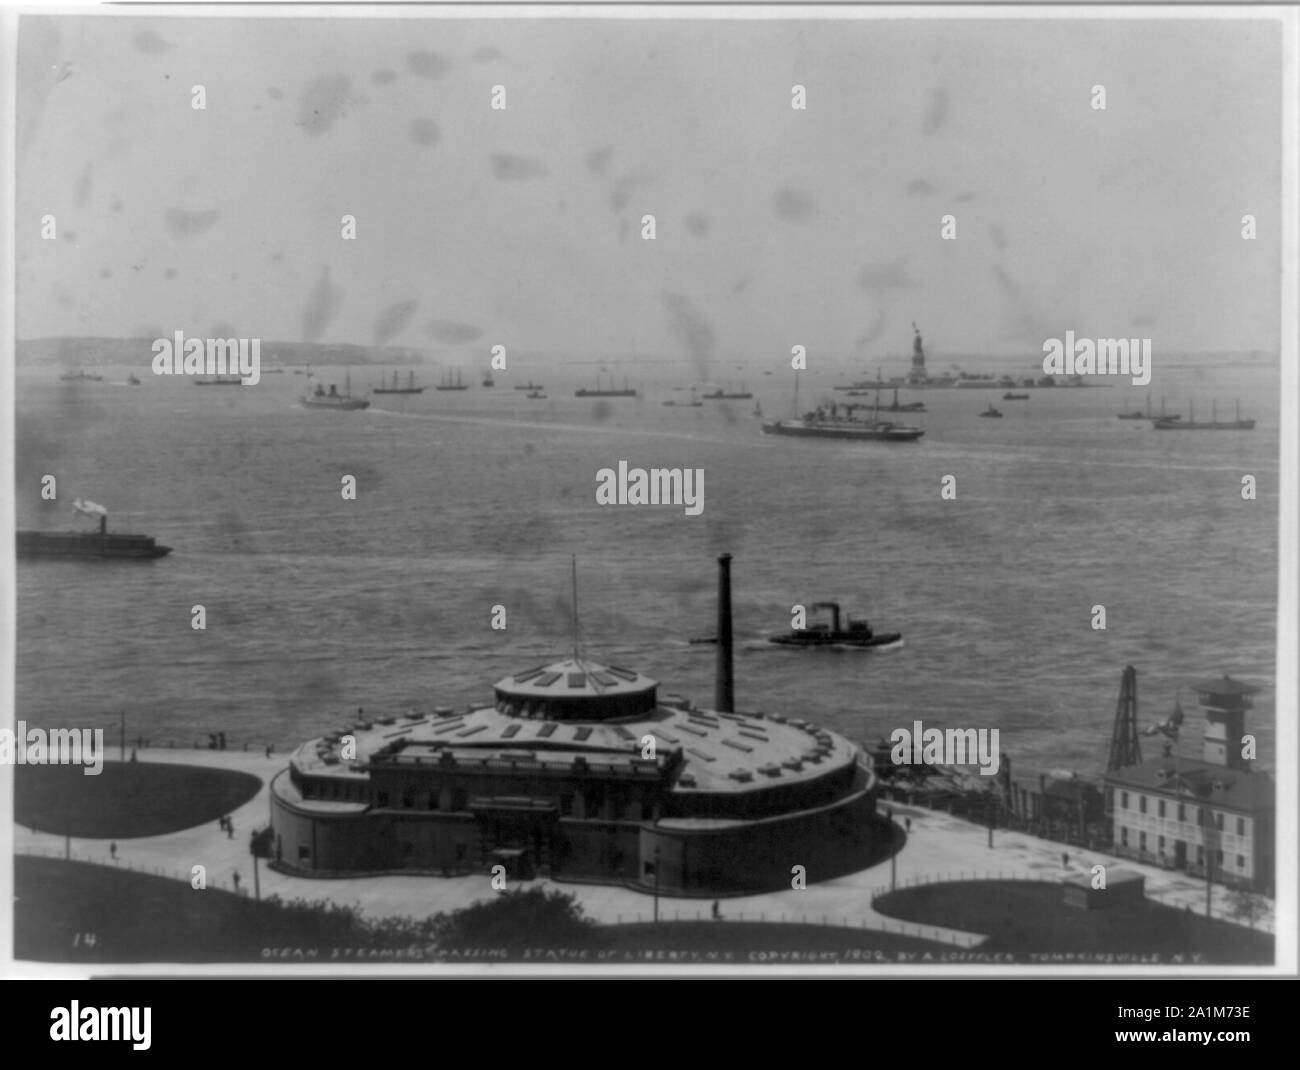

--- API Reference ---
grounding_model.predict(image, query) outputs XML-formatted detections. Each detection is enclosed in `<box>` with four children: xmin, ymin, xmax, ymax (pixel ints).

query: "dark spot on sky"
<box><xmin>302</xmin><ymin>266</ymin><xmax>345</xmax><ymax>343</ymax></box>
<box><xmin>586</xmin><ymin>146</ymin><xmax>613</xmax><ymax>175</ymax></box>
<box><xmin>854</xmin><ymin>309</ymin><xmax>889</xmax><ymax>349</ymax></box>
<box><xmin>270</xmin><ymin>252</ymin><xmax>285</xmax><ymax>263</ymax></box>
<box><xmin>370</xmin><ymin>70</ymin><xmax>396</xmax><ymax>86</ymax></box>
<box><xmin>110</xmin><ymin>199</ymin><xmax>123</xmax><ymax>213</ymax></box>
<box><xmin>407</xmin><ymin>51</ymin><xmax>449</xmax><ymax>80</ymax></box>
<box><xmin>267</xmin><ymin>86</ymin><xmax>283</xmax><ymax>100</ymax></box>
<box><xmin>905</xmin><ymin>178</ymin><xmax>938</xmax><ymax>197</ymax></box>
<box><xmin>408</xmin><ymin>117</ymin><xmax>440</xmax><ymax>147</ymax></box>
<box><xmin>1131</xmin><ymin>313</ymin><xmax>1156</xmax><ymax>326</ymax></box>
<box><xmin>74</xmin><ymin>163</ymin><xmax>92</xmax><ymax>208</ymax></box>
<box><xmin>297</xmin><ymin>75</ymin><xmax>355</xmax><ymax>137</ymax></box>
<box><xmin>209</xmin><ymin>323</ymin><xmax>237</xmax><ymax>338</ymax></box>
<box><xmin>164</xmin><ymin>207</ymin><xmax>221</xmax><ymax>239</ymax></box>
<box><xmin>424</xmin><ymin>319</ymin><xmax>483</xmax><ymax>344</ymax></box>
<box><xmin>472</xmin><ymin>46</ymin><xmax>502</xmax><ymax>63</ymax></box>
<box><xmin>591</xmin><ymin>400</ymin><xmax>612</xmax><ymax>422</ymax></box>
<box><xmin>373</xmin><ymin>299</ymin><xmax>419</xmax><ymax>345</ymax></box>
<box><xmin>772</xmin><ymin>187</ymin><xmax>818</xmax><ymax>222</ymax></box>
<box><xmin>489</xmin><ymin>153</ymin><xmax>547</xmax><ymax>181</ymax></box>
<box><xmin>63</xmin><ymin>230</ymin><xmax>77</xmax><ymax>242</ymax></box>
<box><xmin>684</xmin><ymin>212</ymin><xmax>711</xmax><ymax>237</ymax></box>
<box><xmin>989</xmin><ymin>224</ymin><xmax>1008</xmax><ymax>251</ymax></box>
<box><xmin>954</xmin><ymin>191</ymin><xmax>976</xmax><ymax>203</ymax></box>
<box><xmin>133</xmin><ymin>30</ymin><xmax>173</xmax><ymax>55</ymax></box>
<box><xmin>98</xmin><ymin>269</ymin><xmax>112</xmax><ymax>279</ymax></box>
<box><xmin>522</xmin><ymin>442</ymin><xmax>536</xmax><ymax>456</ymax></box>
<box><xmin>164</xmin><ymin>268</ymin><xmax>177</xmax><ymax>280</ymax></box>
<box><xmin>855</xmin><ymin>257</ymin><xmax>919</xmax><ymax>293</ymax></box>
<box><xmin>608</xmin><ymin>172</ymin><xmax>652</xmax><ymax>213</ymax></box>
<box><xmin>921</xmin><ymin>88</ymin><xmax>949</xmax><ymax>135</ymax></box>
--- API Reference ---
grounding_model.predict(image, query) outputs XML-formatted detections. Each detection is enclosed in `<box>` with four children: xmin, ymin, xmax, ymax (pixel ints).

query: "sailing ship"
<box><xmin>435</xmin><ymin>368</ymin><xmax>469</xmax><ymax>391</ymax></box>
<box><xmin>575</xmin><ymin>375</ymin><xmax>637</xmax><ymax>398</ymax></box>
<box><xmin>768</xmin><ymin>602</ymin><xmax>901</xmax><ymax>649</ymax></box>
<box><xmin>761</xmin><ymin>371</ymin><xmax>924</xmax><ymax>442</ymax></box>
<box><xmin>702</xmin><ymin>383</ymin><xmax>753</xmax><ymax>400</ymax></box>
<box><xmin>301</xmin><ymin>369</ymin><xmax>370</xmax><ymax>410</ymax></box>
<box><xmin>1153</xmin><ymin>400</ymin><xmax>1255</xmax><ymax>431</ymax></box>
<box><xmin>373</xmin><ymin>370</ymin><xmax>425</xmax><ymax>395</ymax></box>
<box><xmin>663</xmin><ymin>388</ymin><xmax>704</xmax><ymax>407</ymax></box>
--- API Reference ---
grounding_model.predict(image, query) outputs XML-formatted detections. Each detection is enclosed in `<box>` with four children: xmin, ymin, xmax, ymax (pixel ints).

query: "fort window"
<box><xmin>428</xmin><ymin>791</ymin><xmax>439</xmax><ymax>811</ymax></box>
<box><xmin>1236</xmin><ymin>855</ymin><xmax>1244</xmax><ymax>869</ymax></box>
<box><xmin>1177</xmin><ymin>803</ymin><xmax>1185</xmax><ymax>822</ymax></box>
<box><xmin>1215</xmin><ymin>812</ymin><xmax>1223</xmax><ymax>831</ymax></box>
<box><xmin>453</xmin><ymin>789</ymin><xmax>468</xmax><ymax>811</ymax></box>
<box><xmin>1120</xmin><ymin>827</ymin><xmax>1128</xmax><ymax>846</ymax></box>
<box><xmin>1157</xmin><ymin>800</ymin><xmax>1165</xmax><ymax>818</ymax></box>
<box><xmin>1139</xmin><ymin>796</ymin><xmax>1147</xmax><ymax>814</ymax></box>
<box><xmin>298</xmin><ymin>847</ymin><xmax>309</xmax><ymax>861</ymax></box>
<box><xmin>1139</xmin><ymin>831</ymin><xmax>1146</xmax><ymax>851</ymax></box>
<box><xmin>1237</xmin><ymin>817</ymin><xmax>1245</xmax><ymax>836</ymax></box>
<box><xmin>1121</xmin><ymin>791</ymin><xmax>1128</xmax><ymax>809</ymax></box>
<box><xmin>377</xmin><ymin>791</ymin><xmax>389</xmax><ymax>808</ymax></box>
<box><xmin>455</xmin><ymin>843</ymin><xmax>467</xmax><ymax>861</ymax></box>
<box><xmin>1216</xmin><ymin>849</ymin><xmax>1223</xmax><ymax>866</ymax></box>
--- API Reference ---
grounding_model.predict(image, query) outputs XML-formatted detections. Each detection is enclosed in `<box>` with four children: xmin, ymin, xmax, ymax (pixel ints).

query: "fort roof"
<box><xmin>288</xmin><ymin>700</ymin><xmax>858</xmax><ymax>797</ymax></box>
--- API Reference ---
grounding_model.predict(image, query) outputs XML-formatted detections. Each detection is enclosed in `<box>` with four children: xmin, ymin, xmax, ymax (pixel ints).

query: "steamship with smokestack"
<box><xmin>268</xmin><ymin>554</ymin><xmax>883</xmax><ymax>894</ymax></box>
<box><xmin>16</xmin><ymin>499</ymin><xmax>172</xmax><ymax>560</ymax></box>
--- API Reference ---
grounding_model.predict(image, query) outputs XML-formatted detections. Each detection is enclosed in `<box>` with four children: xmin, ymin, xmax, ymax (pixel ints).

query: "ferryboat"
<box><xmin>18</xmin><ymin>502</ymin><xmax>171</xmax><ymax>561</ymax></box>
<box><xmin>762</xmin><ymin>373</ymin><xmax>923</xmax><ymax>442</ymax></box>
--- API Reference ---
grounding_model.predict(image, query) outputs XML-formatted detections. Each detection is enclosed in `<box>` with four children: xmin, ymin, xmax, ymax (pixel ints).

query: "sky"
<box><xmin>14</xmin><ymin>12</ymin><xmax>1286</xmax><ymax>368</ymax></box>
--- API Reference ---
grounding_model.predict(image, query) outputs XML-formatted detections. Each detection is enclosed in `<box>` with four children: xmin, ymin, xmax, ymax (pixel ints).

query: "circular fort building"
<box><xmin>269</xmin><ymin>657</ymin><xmax>881</xmax><ymax>895</ymax></box>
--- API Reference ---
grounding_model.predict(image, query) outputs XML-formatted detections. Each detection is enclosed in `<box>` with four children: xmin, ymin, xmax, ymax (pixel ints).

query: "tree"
<box><xmin>431</xmin><ymin>887</ymin><xmax>606</xmax><ymax>952</ymax></box>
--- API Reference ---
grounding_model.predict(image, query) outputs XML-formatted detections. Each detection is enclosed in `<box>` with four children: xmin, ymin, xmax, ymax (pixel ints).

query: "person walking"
<box><xmin>109</xmin><ymin>842</ymin><xmax>117</xmax><ymax>861</ymax></box>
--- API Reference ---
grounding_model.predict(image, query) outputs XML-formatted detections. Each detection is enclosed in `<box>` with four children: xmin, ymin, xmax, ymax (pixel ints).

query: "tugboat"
<box><xmin>1153</xmin><ymin>400</ymin><xmax>1255</xmax><ymax>431</ymax></box>
<box><xmin>526</xmin><ymin>390</ymin><xmax>548</xmax><ymax>399</ymax></box>
<box><xmin>301</xmin><ymin>370</ymin><xmax>370</xmax><ymax>410</ymax></box>
<box><xmin>194</xmin><ymin>374</ymin><xmax>243</xmax><ymax>386</ymax></box>
<box><xmin>59</xmin><ymin>370</ymin><xmax>103</xmax><ymax>382</ymax></box>
<box><xmin>18</xmin><ymin>500</ymin><xmax>171</xmax><ymax>560</ymax></box>
<box><xmin>126</xmin><ymin>374</ymin><xmax>142</xmax><ymax>386</ymax></box>
<box><xmin>373</xmin><ymin>370</ymin><xmax>424</xmax><ymax>395</ymax></box>
<box><xmin>979</xmin><ymin>403</ymin><xmax>1003</xmax><ymax>418</ymax></box>
<box><xmin>769</xmin><ymin>602</ymin><xmax>900</xmax><ymax>648</ymax></box>
<box><xmin>762</xmin><ymin>372</ymin><xmax>924</xmax><ymax>442</ymax></box>
<box><xmin>1002</xmin><ymin>391</ymin><xmax>1029</xmax><ymax>401</ymax></box>
<box><xmin>514</xmin><ymin>381</ymin><xmax>545</xmax><ymax>391</ymax></box>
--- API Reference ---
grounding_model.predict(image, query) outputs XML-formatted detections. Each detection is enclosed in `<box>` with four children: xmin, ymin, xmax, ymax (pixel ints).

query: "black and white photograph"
<box><xmin>2</xmin><ymin>2</ymin><xmax>1295</xmax><ymax>987</ymax></box>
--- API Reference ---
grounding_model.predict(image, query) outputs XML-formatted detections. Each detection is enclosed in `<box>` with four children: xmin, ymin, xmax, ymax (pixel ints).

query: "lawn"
<box><xmin>15</xmin><ymin>761</ymin><xmax>263</xmax><ymax>838</ymax></box>
<box><xmin>873</xmin><ymin>880</ymin><xmax>1272</xmax><ymax>964</ymax></box>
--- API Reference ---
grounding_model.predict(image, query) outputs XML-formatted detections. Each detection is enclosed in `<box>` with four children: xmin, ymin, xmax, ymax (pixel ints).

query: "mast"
<box><xmin>345</xmin><ymin>367</ymin><xmax>352</xmax><ymax>398</ymax></box>
<box><xmin>570</xmin><ymin>554</ymin><xmax>580</xmax><ymax>661</ymax></box>
<box><xmin>792</xmin><ymin>369</ymin><xmax>800</xmax><ymax>418</ymax></box>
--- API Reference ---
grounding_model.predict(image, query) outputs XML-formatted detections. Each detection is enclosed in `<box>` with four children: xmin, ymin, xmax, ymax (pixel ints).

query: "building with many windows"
<box><xmin>1104</xmin><ymin>676</ymin><xmax>1273</xmax><ymax>893</ymax></box>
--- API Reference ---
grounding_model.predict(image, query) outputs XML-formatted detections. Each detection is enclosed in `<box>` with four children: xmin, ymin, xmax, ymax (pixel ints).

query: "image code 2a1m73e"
<box><xmin>8</xmin><ymin>9</ymin><xmax>1286</xmax><ymax>970</ymax></box>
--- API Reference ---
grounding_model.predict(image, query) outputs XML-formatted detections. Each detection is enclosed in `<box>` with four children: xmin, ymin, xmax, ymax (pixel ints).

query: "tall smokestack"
<box><xmin>715</xmin><ymin>553</ymin><xmax>734</xmax><ymax>712</ymax></box>
<box><xmin>99</xmin><ymin>515</ymin><xmax>107</xmax><ymax>536</ymax></box>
